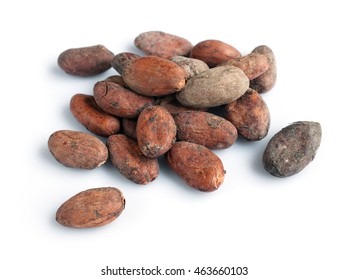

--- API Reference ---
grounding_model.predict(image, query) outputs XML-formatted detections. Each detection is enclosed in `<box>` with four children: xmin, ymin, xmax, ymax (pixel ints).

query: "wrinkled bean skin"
<box><xmin>58</xmin><ymin>45</ymin><xmax>114</xmax><ymax>76</ymax></box>
<box><xmin>56</xmin><ymin>187</ymin><xmax>125</xmax><ymax>228</ymax></box>
<box><xmin>107</xmin><ymin>134</ymin><xmax>159</xmax><ymax>184</ymax></box>
<box><xmin>166</xmin><ymin>141</ymin><xmax>225</xmax><ymax>192</ymax></box>
<box><xmin>263</xmin><ymin>121</ymin><xmax>321</xmax><ymax>177</ymax></box>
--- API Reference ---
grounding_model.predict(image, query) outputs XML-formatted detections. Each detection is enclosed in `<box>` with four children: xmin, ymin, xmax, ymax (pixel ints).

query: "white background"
<box><xmin>1</xmin><ymin>1</ymin><xmax>348</xmax><ymax>279</ymax></box>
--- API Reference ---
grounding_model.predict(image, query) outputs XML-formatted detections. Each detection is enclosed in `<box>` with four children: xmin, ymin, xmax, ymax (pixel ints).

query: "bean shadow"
<box><xmin>234</xmin><ymin>137</ymin><xmax>272</xmax><ymax>178</ymax></box>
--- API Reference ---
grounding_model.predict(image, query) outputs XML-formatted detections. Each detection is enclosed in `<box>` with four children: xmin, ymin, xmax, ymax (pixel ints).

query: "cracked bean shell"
<box><xmin>137</xmin><ymin>106</ymin><xmax>177</xmax><ymax>158</ymax></box>
<box><xmin>107</xmin><ymin>134</ymin><xmax>159</xmax><ymax>184</ymax></box>
<box><xmin>57</xmin><ymin>45</ymin><xmax>114</xmax><ymax>76</ymax></box>
<box><xmin>263</xmin><ymin>121</ymin><xmax>322</xmax><ymax>177</ymax></box>
<box><xmin>56</xmin><ymin>187</ymin><xmax>125</xmax><ymax>228</ymax></box>
<box><xmin>173</xmin><ymin>111</ymin><xmax>238</xmax><ymax>149</ymax></box>
<box><xmin>48</xmin><ymin>130</ymin><xmax>108</xmax><ymax>169</ymax></box>
<box><xmin>122</xmin><ymin>56</ymin><xmax>187</xmax><ymax>96</ymax></box>
<box><xmin>176</xmin><ymin>66</ymin><xmax>249</xmax><ymax>108</ymax></box>
<box><xmin>103</xmin><ymin>75</ymin><xmax>129</xmax><ymax>87</ymax></box>
<box><xmin>166</xmin><ymin>141</ymin><xmax>225</xmax><ymax>192</ymax></box>
<box><xmin>93</xmin><ymin>81</ymin><xmax>154</xmax><ymax>119</ymax></box>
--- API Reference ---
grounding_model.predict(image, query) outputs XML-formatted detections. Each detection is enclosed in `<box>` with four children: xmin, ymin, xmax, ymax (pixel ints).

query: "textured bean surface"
<box><xmin>111</xmin><ymin>52</ymin><xmax>140</xmax><ymax>74</ymax></box>
<box><xmin>122</xmin><ymin>56</ymin><xmax>187</xmax><ymax>96</ymax></box>
<box><xmin>121</xmin><ymin>118</ymin><xmax>138</xmax><ymax>139</ymax></box>
<box><xmin>104</xmin><ymin>75</ymin><xmax>129</xmax><ymax>87</ymax></box>
<box><xmin>190</xmin><ymin>40</ymin><xmax>241</xmax><ymax>67</ymax></box>
<box><xmin>137</xmin><ymin>106</ymin><xmax>177</xmax><ymax>158</ymax></box>
<box><xmin>93</xmin><ymin>81</ymin><xmax>154</xmax><ymax>118</ymax></box>
<box><xmin>58</xmin><ymin>45</ymin><xmax>114</xmax><ymax>76</ymax></box>
<box><xmin>222</xmin><ymin>88</ymin><xmax>270</xmax><ymax>141</ymax></box>
<box><xmin>221</xmin><ymin>53</ymin><xmax>269</xmax><ymax>80</ymax></box>
<box><xmin>107</xmin><ymin>134</ymin><xmax>159</xmax><ymax>184</ymax></box>
<box><xmin>70</xmin><ymin>94</ymin><xmax>120</xmax><ymax>137</ymax></box>
<box><xmin>263</xmin><ymin>121</ymin><xmax>321</xmax><ymax>177</ymax></box>
<box><xmin>250</xmin><ymin>45</ymin><xmax>277</xmax><ymax>93</ymax></box>
<box><xmin>166</xmin><ymin>141</ymin><xmax>225</xmax><ymax>192</ymax></box>
<box><xmin>48</xmin><ymin>130</ymin><xmax>108</xmax><ymax>169</ymax></box>
<box><xmin>176</xmin><ymin>66</ymin><xmax>249</xmax><ymax>108</ymax></box>
<box><xmin>157</xmin><ymin>95</ymin><xmax>206</xmax><ymax>115</ymax></box>
<box><xmin>134</xmin><ymin>31</ymin><xmax>193</xmax><ymax>59</ymax></box>
<box><xmin>174</xmin><ymin>111</ymin><xmax>238</xmax><ymax>149</ymax></box>
<box><xmin>56</xmin><ymin>187</ymin><xmax>125</xmax><ymax>228</ymax></box>
<box><xmin>171</xmin><ymin>56</ymin><xmax>209</xmax><ymax>79</ymax></box>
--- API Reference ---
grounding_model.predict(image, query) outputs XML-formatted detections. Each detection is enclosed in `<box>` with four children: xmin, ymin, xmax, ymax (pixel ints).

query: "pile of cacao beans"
<box><xmin>49</xmin><ymin>31</ymin><xmax>321</xmax><ymax>228</ymax></box>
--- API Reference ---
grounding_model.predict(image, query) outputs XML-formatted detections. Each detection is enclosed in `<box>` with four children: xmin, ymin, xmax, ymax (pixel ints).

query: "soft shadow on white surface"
<box><xmin>49</xmin><ymin>63</ymin><xmax>68</xmax><ymax>78</ymax></box>
<box><xmin>39</xmin><ymin>140</ymin><xmax>54</xmax><ymax>164</ymax></box>
<box><xmin>236</xmin><ymin>138</ymin><xmax>267</xmax><ymax>175</ymax></box>
<box><xmin>60</xmin><ymin>104</ymin><xmax>87</xmax><ymax>132</ymax></box>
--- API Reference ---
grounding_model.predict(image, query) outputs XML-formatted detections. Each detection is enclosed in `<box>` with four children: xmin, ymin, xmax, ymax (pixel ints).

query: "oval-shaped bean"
<box><xmin>222</xmin><ymin>88</ymin><xmax>270</xmax><ymax>141</ymax></box>
<box><xmin>93</xmin><ymin>81</ymin><xmax>154</xmax><ymax>119</ymax></box>
<box><xmin>70</xmin><ymin>94</ymin><xmax>120</xmax><ymax>137</ymax></box>
<box><xmin>263</xmin><ymin>121</ymin><xmax>321</xmax><ymax>177</ymax></box>
<box><xmin>57</xmin><ymin>45</ymin><xmax>114</xmax><ymax>76</ymax></box>
<box><xmin>56</xmin><ymin>187</ymin><xmax>125</xmax><ymax>228</ymax></box>
<box><xmin>190</xmin><ymin>40</ymin><xmax>241</xmax><ymax>67</ymax></box>
<box><xmin>48</xmin><ymin>130</ymin><xmax>108</xmax><ymax>169</ymax></box>
<box><xmin>250</xmin><ymin>45</ymin><xmax>277</xmax><ymax>93</ymax></box>
<box><xmin>221</xmin><ymin>53</ymin><xmax>269</xmax><ymax>80</ymax></box>
<box><xmin>107</xmin><ymin>134</ymin><xmax>159</xmax><ymax>184</ymax></box>
<box><xmin>122</xmin><ymin>56</ymin><xmax>187</xmax><ymax>96</ymax></box>
<box><xmin>134</xmin><ymin>31</ymin><xmax>193</xmax><ymax>59</ymax></box>
<box><xmin>173</xmin><ymin>111</ymin><xmax>238</xmax><ymax>149</ymax></box>
<box><xmin>137</xmin><ymin>106</ymin><xmax>177</xmax><ymax>158</ymax></box>
<box><xmin>176</xmin><ymin>66</ymin><xmax>249</xmax><ymax>108</ymax></box>
<box><xmin>166</xmin><ymin>141</ymin><xmax>225</xmax><ymax>192</ymax></box>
